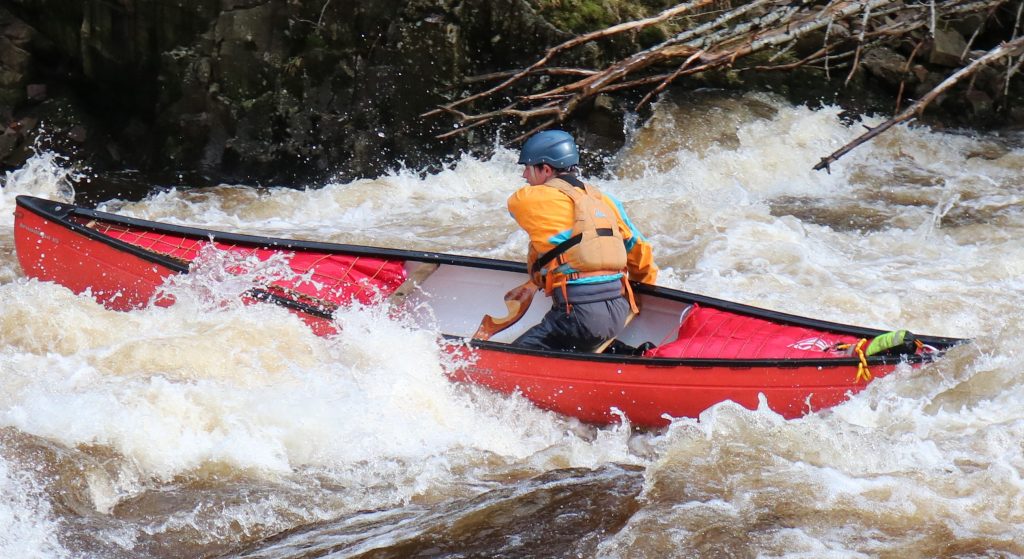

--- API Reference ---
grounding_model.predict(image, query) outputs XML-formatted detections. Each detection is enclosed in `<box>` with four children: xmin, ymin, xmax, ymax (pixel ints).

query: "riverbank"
<box><xmin>3</xmin><ymin>1</ymin><xmax>1024</xmax><ymax>193</ymax></box>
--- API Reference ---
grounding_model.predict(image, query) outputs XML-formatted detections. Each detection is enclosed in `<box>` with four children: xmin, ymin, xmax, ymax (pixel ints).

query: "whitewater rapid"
<box><xmin>1</xmin><ymin>92</ymin><xmax>1022</xmax><ymax>557</ymax></box>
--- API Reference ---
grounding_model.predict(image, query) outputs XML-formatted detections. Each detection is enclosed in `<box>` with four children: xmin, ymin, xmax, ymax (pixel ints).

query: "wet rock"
<box><xmin>0</xmin><ymin>7</ymin><xmax>37</xmax><ymax>119</ymax></box>
<box><xmin>2</xmin><ymin>0</ymin><xmax>630</xmax><ymax>186</ymax></box>
<box><xmin>26</xmin><ymin>82</ymin><xmax>46</xmax><ymax>101</ymax></box>
<box><xmin>0</xmin><ymin>126</ymin><xmax>18</xmax><ymax>160</ymax></box>
<box><xmin>929</xmin><ymin>28</ymin><xmax>968</xmax><ymax>67</ymax></box>
<box><xmin>966</xmin><ymin>90</ymin><xmax>993</xmax><ymax>116</ymax></box>
<box><xmin>861</xmin><ymin>47</ymin><xmax>911</xmax><ymax>88</ymax></box>
<box><xmin>911</xmin><ymin>64</ymin><xmax>929</xmax><ymax>83</ymax></box>
<box><xmin>793</xmin><ymin>22</ymin><xmax>850</xmax><ymax>59</ymax></box>
<box><xmin>914</xmin><ymin>71</ymin><xmax>946</xmax><ymax>104</ymax></box>
<box><xmin>0</xmin><ymin>116</ymin><xmax>38</xmax><ymax>167</ymax></box>
<box><xmin>67</xmin><ymin>124</ymin><xmax>88</xmax><ymax>143</ymax></box>
<box><xmin>578</xmin><ymin>93</ymin><xmax>628</xmax><ymax>165</ymax></box>
<box><xmin>8</xmin><ymin>0</ymin><xmax>1015</xmax><ymax>188</ymax></box>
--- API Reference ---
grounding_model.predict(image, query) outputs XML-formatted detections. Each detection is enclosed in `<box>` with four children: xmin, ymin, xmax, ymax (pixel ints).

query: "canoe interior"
<box><xmin>403</xmin><ymin>264</ymin><xmax>689</xmax><ymax>347</ymax></box>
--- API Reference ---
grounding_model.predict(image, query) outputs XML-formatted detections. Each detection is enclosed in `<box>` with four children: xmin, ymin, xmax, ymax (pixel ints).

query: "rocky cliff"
<box><xmin>2</xmin><ymin>1</ymin><xmax>1021</xmax><ymax>190</ymax></box>
<box><xmin>1</xmin><ymin>0</ymin><xmax>598</xmax><ymax>186</ymax></box>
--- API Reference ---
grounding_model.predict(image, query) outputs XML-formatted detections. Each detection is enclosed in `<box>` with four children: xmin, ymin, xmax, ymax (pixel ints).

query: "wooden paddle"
<box><xmin>473</xmin><ymin>281</ymin><xmax>538</xmax><ymax>341</ymax></box>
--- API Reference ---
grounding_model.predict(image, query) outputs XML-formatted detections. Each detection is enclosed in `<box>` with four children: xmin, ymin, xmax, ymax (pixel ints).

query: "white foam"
<box><xmin>2</xmin><ymin>93</ymin><xmax>1024</xmax><ymax>555</ymax></box>
<box><xmin>0</xmin><ymin>455</ymin><xmax>70</xmax><ymax>559</ymax></box>
<box><xmin>0</xmin><ymin>277</ymin><xmax>641</xmax><ymax>516</ymax></box>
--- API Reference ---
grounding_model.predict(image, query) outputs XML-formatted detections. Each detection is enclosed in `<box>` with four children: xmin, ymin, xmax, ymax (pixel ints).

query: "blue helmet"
<box><xmin>518</xmin><ymin>130</ymin><xmax>580</xmax><ymax>169</ymax></box>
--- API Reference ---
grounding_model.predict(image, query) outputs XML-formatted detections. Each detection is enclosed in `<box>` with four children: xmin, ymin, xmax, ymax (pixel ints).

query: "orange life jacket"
<box><xmin>531</xmin><ymin>178</ymin><xmax>638</xmax><ymax>312</ymax></box>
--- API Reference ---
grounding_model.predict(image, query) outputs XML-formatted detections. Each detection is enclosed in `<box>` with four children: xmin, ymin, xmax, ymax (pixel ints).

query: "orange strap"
<box><xmin>621</xmin><ymin>276</ymin><xmax>639</xmax><ymax>314</ymax></box>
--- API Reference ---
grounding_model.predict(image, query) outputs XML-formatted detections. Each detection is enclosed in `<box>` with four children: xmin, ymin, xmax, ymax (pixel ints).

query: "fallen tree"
<box><xmin>424</xmin><ymin>0</ymin><xmax>1024</xmax><ymax>167</ymax></box>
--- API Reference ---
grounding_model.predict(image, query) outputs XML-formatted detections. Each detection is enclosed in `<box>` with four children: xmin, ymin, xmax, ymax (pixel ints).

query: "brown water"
<box><xmin>1</xmin><ymin>92</ymin><xmax>1023</xmax><ymax>558</ymax></box>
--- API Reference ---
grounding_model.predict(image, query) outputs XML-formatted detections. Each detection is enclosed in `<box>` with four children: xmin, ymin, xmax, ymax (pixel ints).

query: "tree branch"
<box><xmin>814</xmin><ymin>36</ymin><xmax>1024</xmax><ymax>172</ymax></box>
<box><xmin>422</xmin><ymin>0</ymin><xmax>1024</xmax><ymax>150</ymax></box>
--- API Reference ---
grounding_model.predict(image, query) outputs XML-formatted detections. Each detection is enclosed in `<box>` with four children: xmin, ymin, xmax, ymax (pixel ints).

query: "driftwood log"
<box><xmin>424</xmin><ymin>0</ymin><xmax>1024</xmax><ymax>167</ymax></box>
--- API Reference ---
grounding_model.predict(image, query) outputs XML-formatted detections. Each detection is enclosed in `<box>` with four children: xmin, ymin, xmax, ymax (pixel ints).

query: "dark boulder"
<box><xmin>2</xmin><ymin>0</ymin><xmax>602</xmax><ymax>187</ymax></box>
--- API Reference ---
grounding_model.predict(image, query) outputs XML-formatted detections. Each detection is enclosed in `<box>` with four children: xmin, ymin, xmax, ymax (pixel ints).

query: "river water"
<box><xmin>1</xmin><ymin>92</ymin><xmax>1023</xmax><ymax>558</ymax></box>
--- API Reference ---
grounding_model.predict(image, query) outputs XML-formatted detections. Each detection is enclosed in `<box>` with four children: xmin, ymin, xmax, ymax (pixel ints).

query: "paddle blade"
<box><xmin>473</xmin><ymin>282</ymin><xmax>538</xmax><ymax>341</ymax></box>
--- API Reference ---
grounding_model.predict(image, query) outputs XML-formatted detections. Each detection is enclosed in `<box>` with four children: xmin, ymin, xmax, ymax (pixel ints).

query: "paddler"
<box><xmin>508</xmin><ymin>130</ymin><xmax>658</xmax><ymax>351</ymax></box>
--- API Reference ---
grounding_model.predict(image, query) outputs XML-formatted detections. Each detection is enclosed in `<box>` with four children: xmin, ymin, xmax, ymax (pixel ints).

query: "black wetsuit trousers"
<box><xmin>513</xmin><ymin>296</ymin><xmax>631</xmax><ymax>352</ymax></box>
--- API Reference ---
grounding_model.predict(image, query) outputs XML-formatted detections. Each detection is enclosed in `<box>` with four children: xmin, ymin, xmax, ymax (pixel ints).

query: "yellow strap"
<box><xmin>853</xmin><ymin>338</ymin><xmax>872</xmax><ymax>383</ymax></box>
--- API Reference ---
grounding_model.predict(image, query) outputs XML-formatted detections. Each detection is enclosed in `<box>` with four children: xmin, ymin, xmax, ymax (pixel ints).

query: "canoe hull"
<box><xmin>15</xmin><ymin>201</ymin><xmax>177</xmax><ymax>310</ymax></box>
<box><xmin>449</xmin><ymin>344</ymin><xmax>887</xmax><ymax>425</ymax></box>
<box><xmin>12</xmin><ymin>195</ymin><xmax>961</xmax><ymax>427</ymax></box>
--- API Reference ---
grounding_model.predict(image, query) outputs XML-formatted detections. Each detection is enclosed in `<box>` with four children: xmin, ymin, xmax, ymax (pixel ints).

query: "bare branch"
<box><xmin>422</xmin><ymin>0</ymin><xmax>1024</xmax><ymax>148</ymax></box>
<box><xmin>461</xmin><ymin>67</ymin><xmax>598</xmax><ymax>85</ymax></box>
<box><xmin>421</xmin><ymin>0</ymin><xmax>715</xmax><ymax>118</ymax></box>
<box><xmin>636</xmin><ymin>49</ymin><xmax>707</xmax><ymax>109</ymax></box>
<box><xmin>814</xmin><ymin>36</ymin><xmax>1024</xmax><ymax>172</ymax></box>
<box><xmin>895</xmin><ymin>39</ymin><xmax>927</xmax><ymax>113</ymax></box>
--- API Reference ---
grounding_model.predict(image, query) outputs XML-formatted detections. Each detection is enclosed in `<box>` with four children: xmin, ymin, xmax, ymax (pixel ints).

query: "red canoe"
<box><xmin>13</xmin><ymin>195</ymin><xmax>962</xmax><ymax>427</ymax></box>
